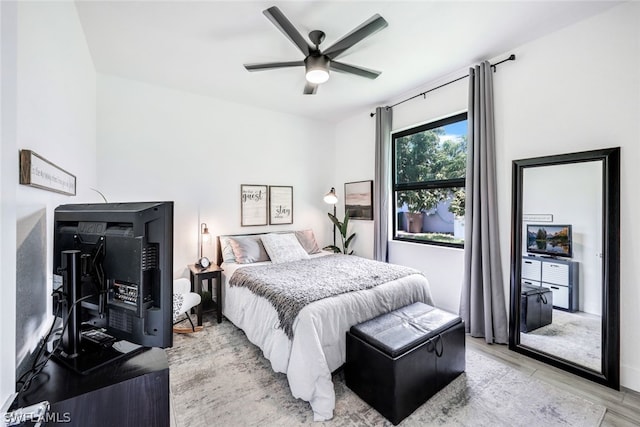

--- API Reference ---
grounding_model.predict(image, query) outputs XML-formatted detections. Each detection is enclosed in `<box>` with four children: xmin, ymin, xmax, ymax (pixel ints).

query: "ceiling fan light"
<box><xmin>305</xmin><ymin>55</ymin><xmax>330</xmax><ymax>84</ymax></box>
<box><xmin>306</xmin><ymin>69</ymin><xmax>330</xmax><ymax>84</ymax></box>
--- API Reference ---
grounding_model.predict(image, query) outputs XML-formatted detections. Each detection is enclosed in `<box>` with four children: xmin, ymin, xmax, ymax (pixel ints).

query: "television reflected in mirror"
<box><xmin>526</xmin><ymin>224</ymin><xmax>572</xmax><ymax>258</ymax></box>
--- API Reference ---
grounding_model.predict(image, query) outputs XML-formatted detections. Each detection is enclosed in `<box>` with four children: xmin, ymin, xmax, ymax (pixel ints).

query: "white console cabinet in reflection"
<box><xmin>522</xmin><ymin>255</ymin><xmax>579</xmax><ymax>312</ymax></box>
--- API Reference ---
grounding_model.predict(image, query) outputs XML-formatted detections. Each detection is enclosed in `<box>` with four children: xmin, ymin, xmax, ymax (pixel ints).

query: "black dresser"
<box><xmin>14</xmin><ymin>348</ymin><xmax>169</xmax><ymax>427</ymax></box>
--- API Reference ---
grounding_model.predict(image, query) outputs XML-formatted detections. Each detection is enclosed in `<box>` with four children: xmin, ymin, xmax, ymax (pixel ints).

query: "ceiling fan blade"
<box><xmin>330</xmin><ymin>61</ymin><xmax>381</xmax><ymax>79</ymax></box>
<box><xmin>244</xmin><ymin>61</ymin><xmax>304</xmax><ymax>71</ymax></box>
<box><xmin>303</xmin><ymin>82</ymin><xmax>318</xmax><ymax>95</ymax></box>
<box><xmin>263</xmin><ymin>6</ymin><xmax>311</xmax><ymax>56</ymax></box>
<box><xmin>323</xmin><ymin>14</ymin><xmax>388</xmax><ymax>59</ymax></box>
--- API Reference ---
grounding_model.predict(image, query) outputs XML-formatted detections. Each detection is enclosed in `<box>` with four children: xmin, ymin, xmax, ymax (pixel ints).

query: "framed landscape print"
<box><xmin>241</xmin><ymin>184</ymin><xmax>268</xmax><ymax>226</ymax></box>
<box><xmin>345</xmin><ymin>180</ymin><xmax>373</xmax><ymax>220</ymax></box>
<box><xmin>269</xmin><ymin>186</ymin><xmax>293</xmax><ymax>225</ymax></box>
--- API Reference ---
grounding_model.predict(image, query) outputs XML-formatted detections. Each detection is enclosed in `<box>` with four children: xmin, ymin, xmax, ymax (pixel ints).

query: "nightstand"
<box><xmin>188</xmin><ymin>263</ymin><xmax>223</xmax><ymax>325</ymax></box>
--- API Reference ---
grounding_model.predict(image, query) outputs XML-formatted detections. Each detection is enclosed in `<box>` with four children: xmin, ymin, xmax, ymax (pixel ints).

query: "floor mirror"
<box><xmin>508</xmin><ymin>147</ymin><xmax>620</xmax><ymax>389</ymax></box>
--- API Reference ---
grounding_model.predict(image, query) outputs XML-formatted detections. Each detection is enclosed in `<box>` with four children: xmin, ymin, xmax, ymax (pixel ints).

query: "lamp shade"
<box><xmin>323</xmin><ymin>187</ymin><xmax>338</xmax><ymax>205</ymax></box>
<box><xmin>201</xmin><ymin>223</ymin><xmax>210</xmax><ymax>241</ymax></box>
<box><xmin>200</xmin><ymin>223</ymin><xmax>211</xmax><ymax>258</ymax></box>
<box><xmin>305</xmin><ymin>55</ymin><xmax>330</xmax><ymax>84</ymax></box>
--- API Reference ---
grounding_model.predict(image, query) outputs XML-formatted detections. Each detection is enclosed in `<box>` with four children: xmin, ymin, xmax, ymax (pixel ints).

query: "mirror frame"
<box><xmin>508</xmin><ymin>147</ymin><xmax>620</xmax><ymax>390</ymax></box>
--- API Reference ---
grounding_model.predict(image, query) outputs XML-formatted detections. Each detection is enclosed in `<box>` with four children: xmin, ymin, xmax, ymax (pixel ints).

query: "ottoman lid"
<box><xmin>350</xmin><ymin>302</ymin><xmax>461</xmax><ymax>357</ymax></box>
<box><xmin>521</xmin><ymin>284</ymin><xmax>551</xmax><ymax>296</ymax></box>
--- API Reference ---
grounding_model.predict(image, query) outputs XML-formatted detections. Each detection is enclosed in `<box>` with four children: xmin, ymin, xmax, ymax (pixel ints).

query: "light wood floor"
<box><xmin>467</xmin><ymin>336</ymin><xmax>640</xmax><ymax>426</ymax></box>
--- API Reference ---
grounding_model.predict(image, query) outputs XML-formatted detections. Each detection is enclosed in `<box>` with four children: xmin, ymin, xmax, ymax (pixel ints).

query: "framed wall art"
<box><xmin>19</xmin><ymin>149</ymin><xmax>76</xmax><ymax>196</ymax></box>
<box><xmin>269</xmin><ymin>186</ymin><xmax>293</xmax><ymax>225</ymax></box>
<box><xmin>345</xmin><ymin>180</ymin><xmax>373</xmax><ymax>220</ymax></box>
<box><xmin>241</xmin><ymin>184</ymin><xmax>268</xmax><ymax>226</ymax></box>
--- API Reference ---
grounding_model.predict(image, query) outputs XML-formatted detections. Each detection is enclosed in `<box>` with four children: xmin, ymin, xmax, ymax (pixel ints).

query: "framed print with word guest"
<box><xmin>345</xmin><ymin>180</ymin><xmax>373</xmax><ymax>220</ymax></box>
<box><xmin>269</xmin><ymin>186</ymin><xmax>293</xmax><ymax>225</ymax></box>
<box><xmin>241</xmin><ymin>184</ymin><xmax>268</xmax><ymax>226</ymax></box>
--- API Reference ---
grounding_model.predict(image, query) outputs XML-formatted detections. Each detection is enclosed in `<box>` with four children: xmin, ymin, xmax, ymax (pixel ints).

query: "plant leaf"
<box><xmin>328</xmin><ymin>213</ymin><xmax>341</xmax><ymax>229</ymax></box>
<box><xmin>341</xmin><ymin>213</ymin><xmax>350</xmax><ymax>236</ymax></box>
<box><xmin>345</xmin><ymin>233</ymin><xmax>356</xmax><ymax>248</ymax></box>
<box><xmin>322</xmin><ymin>245</ymin><xmax>342</xmax><ymax>253</ymax></box>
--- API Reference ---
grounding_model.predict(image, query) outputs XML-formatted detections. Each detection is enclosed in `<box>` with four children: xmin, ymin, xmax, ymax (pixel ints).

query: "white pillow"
<box><xmin>260</xmin><ymin>233</ymin><xmax>310</xmax><ymax>264</ymax></box>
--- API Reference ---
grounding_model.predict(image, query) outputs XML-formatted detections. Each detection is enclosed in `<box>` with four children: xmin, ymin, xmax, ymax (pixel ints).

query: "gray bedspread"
<box><xmin>228</xmin><ymin>254</ymin><xmax>422</xmax><ymax>339</ymax></box>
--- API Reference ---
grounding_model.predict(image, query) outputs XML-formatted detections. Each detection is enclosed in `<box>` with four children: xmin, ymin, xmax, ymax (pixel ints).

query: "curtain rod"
<box><xmin>370</xmin><ymin>54</ymin><xmax>516</xmax><ymax>117</ymax></box>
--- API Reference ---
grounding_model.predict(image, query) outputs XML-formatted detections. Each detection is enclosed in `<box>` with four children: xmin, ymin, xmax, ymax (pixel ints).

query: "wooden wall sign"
<box><xmin>19</xmin><ymin>150</ymin><xmax>76</xmax><ymax>196</ymax></box>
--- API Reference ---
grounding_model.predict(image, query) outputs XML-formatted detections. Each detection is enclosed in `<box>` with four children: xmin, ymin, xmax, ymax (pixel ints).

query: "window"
<box><xmin>392</xmin><ymin>112</ymin><xmax>468</xmax><ymax>247</ymax></box>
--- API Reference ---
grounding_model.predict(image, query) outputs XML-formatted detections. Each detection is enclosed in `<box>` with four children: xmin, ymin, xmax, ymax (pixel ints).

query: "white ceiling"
<box><xmin>75</xmin><ymin>1</ymin><xmax>621</xmax><ymax>123</ymax></box>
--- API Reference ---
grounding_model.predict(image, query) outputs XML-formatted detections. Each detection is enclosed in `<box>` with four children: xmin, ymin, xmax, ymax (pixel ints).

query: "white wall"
<box><xmin>96</xmin><ymin>75</ymin><xmax>336</xmax><ymax>277</ymax></box>
<box><xmin>334</xmin><ymin>2</ymin><xmax>640</xmax><ymax>391</ymax></box>
<box><xmin>0</xmin><ymin>1</ymin><xmax>96</xmax><ymax>402</ymax></box>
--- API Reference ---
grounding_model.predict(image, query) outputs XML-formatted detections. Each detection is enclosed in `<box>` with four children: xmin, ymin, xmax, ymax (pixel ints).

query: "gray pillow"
<box><xmin>295</xmin><ymin>229</ymin><xmax>321</xmax><ymax>254</ymax></box>
<box><xmin>228</xmin><ymin>235</ymin><xmax>270</xmax><ymax>264</ymax></box>
<box><xmin>219</xmin><ymin>236</ymin><xmax>237</xmax><ymax>263</ymax></box>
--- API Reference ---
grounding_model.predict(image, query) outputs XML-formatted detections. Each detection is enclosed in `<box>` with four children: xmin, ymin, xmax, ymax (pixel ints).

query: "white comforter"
<box><xmin>221</xmin><ymin>254</ymin><xmax>434</xmax><ymax>421</ymax></box>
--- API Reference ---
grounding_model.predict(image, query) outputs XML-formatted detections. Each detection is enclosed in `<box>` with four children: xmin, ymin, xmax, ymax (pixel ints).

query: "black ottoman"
<box><xmin>345</xmin><ymin>302</ymin><xmax>465</xmax><ymax>425</ymax></box>
<box><xmin>520</xmin><ymin>284</ymin><xmax>553</xmax><ymax>332</ymax></box>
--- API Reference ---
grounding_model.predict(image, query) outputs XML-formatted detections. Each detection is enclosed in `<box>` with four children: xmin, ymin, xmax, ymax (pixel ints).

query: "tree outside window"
<box><xmin>393</xmin><ymin>112</ymin><xmax>467</xmax><ymax>247</ymax></box>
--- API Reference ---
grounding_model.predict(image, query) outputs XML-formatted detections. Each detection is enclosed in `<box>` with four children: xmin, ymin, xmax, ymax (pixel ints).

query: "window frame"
<box><xmin>391</xmin><ymin>112</ymin><xmax>468</xmax><ymax>248</ymax></box>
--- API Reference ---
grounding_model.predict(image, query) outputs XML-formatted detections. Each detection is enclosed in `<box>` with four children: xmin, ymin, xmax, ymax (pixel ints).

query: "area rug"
<box><xmin>519</xmin><ymin>309</ymin><xmax>601</xmax><ymax>372</ymax></box>
<box><xmin>167</xmin><ymin>315</ymin><xmax>606</xmax><ymax>426</ymax></box>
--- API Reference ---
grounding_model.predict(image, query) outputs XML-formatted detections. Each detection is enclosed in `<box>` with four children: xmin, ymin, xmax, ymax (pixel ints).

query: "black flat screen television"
<box><xmin>52</xmin><ymin>201</ymin><xmax>173</xmax><ymax>374</ymax></box>
<box><xmin>526</xmin><ymin>224</ymin><xmax>573</xmax><ymax>258</ymax></box>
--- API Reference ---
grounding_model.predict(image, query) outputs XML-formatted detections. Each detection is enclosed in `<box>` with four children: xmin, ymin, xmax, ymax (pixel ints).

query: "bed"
<box><xmin>216</xmin><ymin>230</ymin><xmax>434</xmax><ymax>421</ymax></box>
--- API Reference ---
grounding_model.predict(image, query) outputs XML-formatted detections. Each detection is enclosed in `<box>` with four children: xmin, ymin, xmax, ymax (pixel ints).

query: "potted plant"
<box><xmin>324</xmin><ymin>212</ymin><xmax>356</xmax><ymax>254</ymax></box>
<box><xmin>398</xmin><ymin>189</ymin><xmax>443</xmax><ymax>233</ymax></box>
<box><xmin>449</xmin><ymin>188</ymin><xmax>466</xmax><ymax>239</ymax></box>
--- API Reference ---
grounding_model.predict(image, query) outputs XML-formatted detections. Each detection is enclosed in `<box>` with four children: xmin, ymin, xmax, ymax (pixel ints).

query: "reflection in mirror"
<box><xmin>519</xmin><ymin>161</ymin><xmax>602</xmax><ymax>372</ymax></box>
<box><xmin>509</xmin><ymin>148</ymin><xmax>620</xmax><ymax>390</ymax></box>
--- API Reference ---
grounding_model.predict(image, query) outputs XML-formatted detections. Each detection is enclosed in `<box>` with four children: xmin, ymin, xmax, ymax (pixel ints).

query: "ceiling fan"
<box><xmin>244</xmin><ymin>6</ymin><xmax>388</xmax><ymax>94</ymax></box>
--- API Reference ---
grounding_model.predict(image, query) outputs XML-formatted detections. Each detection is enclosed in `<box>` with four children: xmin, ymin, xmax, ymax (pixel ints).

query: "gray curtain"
<box><xmin>459</xmin><ymin>61</ymin><xmax>508</xmax><ymax>344</ymax></box>
<box><xmin>373</xmin><ymin>106</ymin><xmax>392</xmax><ymax>262</ymax></box>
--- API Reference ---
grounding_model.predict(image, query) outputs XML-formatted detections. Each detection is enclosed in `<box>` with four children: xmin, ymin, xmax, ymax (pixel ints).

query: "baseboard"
<box><xmin>621</xmin><ymin>362</ymin><xmax>640</xmax><ymax>393</ymax></box>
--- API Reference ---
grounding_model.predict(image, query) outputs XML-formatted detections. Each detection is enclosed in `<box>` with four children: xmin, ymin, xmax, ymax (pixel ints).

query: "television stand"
<box><xmin>51</xmin><ymin>339</ymin><xmax>146</xmax><ymax>375</ymax></box>
<box><xmin>521</xmin><ymin>255</ymin><xmax>579</xmax><ymax>312</ymax></box>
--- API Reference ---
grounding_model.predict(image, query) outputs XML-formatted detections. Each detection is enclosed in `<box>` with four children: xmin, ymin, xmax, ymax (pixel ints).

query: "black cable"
<box><xmin>16</xmin><ymin>293</ymin><xmax>96</xmax><ymax>394</ymax></box>
<box><xmin>17</xmin><ymin>294</ymin><xmax>90</xmax><ymax>393</ymax></box>
<box><xmin>28</xmin><ymin>290</ymin><xmax>63</xmax><ymax>371</ymax></box>
<box><xmin>15</xmin><ymin>290</ymin><xmax>63</xmax><ymax>389</ymax></box>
